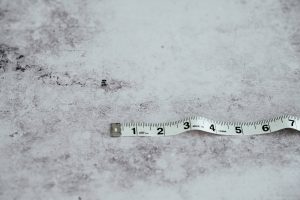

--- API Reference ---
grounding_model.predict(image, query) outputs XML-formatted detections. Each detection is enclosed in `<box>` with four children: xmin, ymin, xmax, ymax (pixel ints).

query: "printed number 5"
<box><xmin>235</xmin><ymin>126</ymin><xmax>242</xmax><ymax>134</ymax></box>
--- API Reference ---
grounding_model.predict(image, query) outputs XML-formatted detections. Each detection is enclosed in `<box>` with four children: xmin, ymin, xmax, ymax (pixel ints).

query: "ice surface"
<box><xmin>0</xmin><ymin>0</ymin><xmax>300</xmax><ymax>199</ymax></box>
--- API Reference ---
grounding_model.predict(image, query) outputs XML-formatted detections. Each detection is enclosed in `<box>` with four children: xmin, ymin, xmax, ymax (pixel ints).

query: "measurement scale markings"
<box><xmin>110</xmin><ymin>115</ymin><xmax>300</xmax><ymax>137</ymax></box>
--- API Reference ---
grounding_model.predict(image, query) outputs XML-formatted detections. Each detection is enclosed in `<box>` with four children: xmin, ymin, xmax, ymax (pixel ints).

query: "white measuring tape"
<box><xmin>110</xmin><ymin>115</ymin><xmax>299</xmax><ymax>137</ymax></box>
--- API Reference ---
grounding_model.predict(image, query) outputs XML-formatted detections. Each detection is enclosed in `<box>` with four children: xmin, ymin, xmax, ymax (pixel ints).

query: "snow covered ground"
<box><xmin>0</xmin><ymin>0</ymin><xmax>300</xmax><ymax>199</ymax></box>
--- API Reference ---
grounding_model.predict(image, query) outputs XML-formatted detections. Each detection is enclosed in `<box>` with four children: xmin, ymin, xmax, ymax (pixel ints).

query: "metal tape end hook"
<box><xmin>110</xmin><ymin>123</ymin><xmax>121</xmax><ymax>137</ymax></box>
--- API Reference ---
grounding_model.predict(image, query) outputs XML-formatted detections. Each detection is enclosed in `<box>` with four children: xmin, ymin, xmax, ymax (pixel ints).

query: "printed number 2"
<box><xmin>157</xmin><ymin>127</ymin><xmax>164</xmax><ymax>135</ymax></box>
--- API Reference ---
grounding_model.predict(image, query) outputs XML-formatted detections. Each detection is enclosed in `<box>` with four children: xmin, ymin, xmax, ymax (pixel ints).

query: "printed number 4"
<box><xmin>209</xmin><ymin>124</ymin><xmax>215</xmax><ymax>132</ymax></box>
<box><xmin>132</xmin><ymin>128</ymin><xmax>136</xmax><ymax>134</ymax></box>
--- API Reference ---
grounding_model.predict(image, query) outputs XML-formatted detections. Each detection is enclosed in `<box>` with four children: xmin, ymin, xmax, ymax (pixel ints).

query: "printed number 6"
<box><xmin>262</xmin><ymin>124</ymin><xmax>270</xmax><ymax>132</ymax></box>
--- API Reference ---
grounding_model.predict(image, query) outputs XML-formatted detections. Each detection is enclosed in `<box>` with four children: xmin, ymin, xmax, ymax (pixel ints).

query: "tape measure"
<box><xmin>110</xmin><ymin>115</ymin><xmax>299</xmax><ymax>137</ymax></box>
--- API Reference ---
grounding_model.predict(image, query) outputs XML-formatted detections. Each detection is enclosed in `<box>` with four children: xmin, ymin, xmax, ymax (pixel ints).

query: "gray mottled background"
<box><xmin>0</xmin><ymin>0</ymin><xmax>300</xmax><ymax>199</ymax></box>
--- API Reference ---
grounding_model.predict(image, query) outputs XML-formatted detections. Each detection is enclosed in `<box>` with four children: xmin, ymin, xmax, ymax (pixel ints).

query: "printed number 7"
<box><xmin>288</xmin><ymin>119</ymin><xmax>295</xmax><ymax>127</ymax></box>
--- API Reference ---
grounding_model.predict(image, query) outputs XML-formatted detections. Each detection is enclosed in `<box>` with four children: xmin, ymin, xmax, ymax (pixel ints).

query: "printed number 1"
<box><xmin>132</xmin><ymin>128</ymin><xmax>136</xmax><ymax>134</ymax></box>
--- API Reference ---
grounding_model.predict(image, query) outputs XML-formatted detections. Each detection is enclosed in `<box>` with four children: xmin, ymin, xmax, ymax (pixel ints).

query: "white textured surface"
<box><xmin>0</xmin><ymin>0</ymin><xmax>300</xmax><ymax>199</ymax></box>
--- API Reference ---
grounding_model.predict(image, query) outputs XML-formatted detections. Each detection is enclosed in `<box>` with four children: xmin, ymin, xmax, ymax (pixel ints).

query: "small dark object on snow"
<box><xmin>101</xmin><ymin>79</ymin><xmax>107</xmax><ymax>87</ymax></box>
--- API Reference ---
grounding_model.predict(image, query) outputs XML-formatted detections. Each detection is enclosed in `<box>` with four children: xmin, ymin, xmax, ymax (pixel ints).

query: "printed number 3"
<box><xmin>183</xmin><ymin>122</ymin><xmax>190</xmax><ymax>129</ymax></box>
